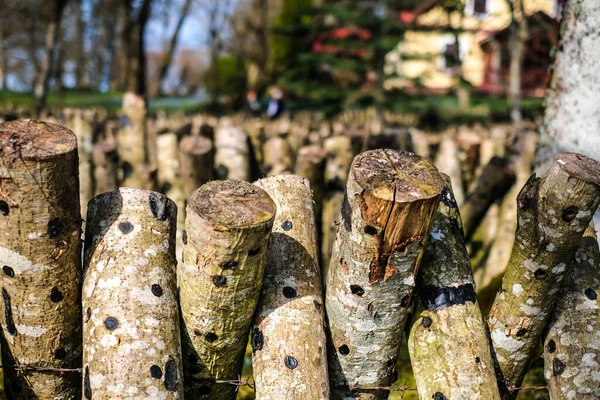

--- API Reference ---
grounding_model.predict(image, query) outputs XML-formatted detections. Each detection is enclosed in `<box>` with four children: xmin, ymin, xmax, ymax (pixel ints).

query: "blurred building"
<box><xmin>384</xmin><ymin>0</ymin><xmax>562</xmax><ymax>96</ymax></box>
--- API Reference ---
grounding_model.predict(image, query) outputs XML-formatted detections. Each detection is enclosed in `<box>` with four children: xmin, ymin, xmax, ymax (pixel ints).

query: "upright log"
<box><xmin>263</xmin><ymin>136</ymin><xmax>294</xmax><ymax>176</ymax></box>
<box><xmin>0</xmin><ymin>120</ymin><xmax>82</xmax><ymax>399</ymax></box>
<box><xmin>435</xmin><ymin>136</ymin><xmax>465</xmax><ymax>205</ymax></box>
<box><xmin>543</xmin><ymin>225</ymin><xmax>600</xmax><ymax>399</ymax></box>
<box><xmin>179</xmin><ymin>180</ymin><xmax>276</xmax><ymax>399</ymax></box>
<box><xmin>179</xmin><ymin>135</ymin><xmax>214</xmax><ymax>197</ymax></box>
<box><xmin>214</xmin><ymin>124</ymin><xmax>250</xmax><ymax>181</ymax></box>
<box><xmin>71</xmin><ymin>109</ymin><xmax>95</xmax><ymax>219</ymax></box>
<box><xmin>408</xmin><ymin>175</ymin><xmax>501</xmax><ymax>400</ymax></box>
<box><xmin>92</xmin><ymin>140</ymin><xmax>119</xmax><ymax>195</ymax></box>
<box><xmin>321</xmin><ymin>136</ymin><xmax>353</xmax><ymax>279</ymax></box>
<box><xmin>487</xmin><ymin>153</ymin><xmax>600</xmax><ymax>397</ymax></box>
<box><xmin>325</xmin><ymin>149</ymin><xmax>444</xmax><ymax>400</ymax></box>
<box><xmin>82</xmin><ymin>188</ymin><xmax>183</xmax><ymax>399</ymax></box>
<box><xmin>252</xmin><ymin>175</ymin><xmax>330</xmax><ymax>399</ymax></box>
<box><xmin>295</xmin><ymin>145</ymin><xmax>326</xmax><ymax>242</ymax></box>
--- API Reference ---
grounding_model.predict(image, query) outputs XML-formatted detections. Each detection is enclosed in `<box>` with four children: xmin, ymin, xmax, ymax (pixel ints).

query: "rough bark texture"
<box><xmin>535</xmin><ymin>0</ymin><xmax>600</xmax><ymax>174</ymax></box>
<box><xmin>179</xmin><ymin>180</ymin><xmax>276</xmax><ymax>399</ymax></box>
<box><xmin>408</xmin><ymin>175</ymin><xmax>501</xmax><ymax>400</ymax></box>
<box><xmin>487</xmin><ymin>153</ymin><xmax>600</xmax><ymax>397</ymax></box>
<box><xmin>461</xmin><ymin>156</ymin><xmax>515</xmax><ymax>241</ymax></box>
<box><xmin>82</xmin><ymin>188</ymin><xmax>183</xmax><ymax>399</ymax></box>
<box><xmin>92</xmin><ymin>141</ymin><xmax>119</xmax><ymax>195</ymax></box>
<box><xmin>252</xmin><ymin>175</ymin><xmax>330</xmax><ymax>399</ymax></box>
<box><xmin>543</xmin><ymin>225</ymin><xmax>600</xmax><ymax>399</ymax></box>
<box><xmin>321</xmin><ymin>136</ymin><xmax>354</xmax><ymax>281</ymax></box>
<box><xmin>117</xmin><ymin>92</ymin><xmax>153</xmax><ymax>190</ymax></box>
<box><xmin>325</xmin><ymin>149</ymin><xmax>444</xmax><ymax>400</ymax></box>
<box><xmin>179</xmin><ymin>135</ymin><xmax>214</xmax><ymax>197</ymax></box>
<box><xmin>0</xmin><ymin>120</ymin><xmax>82</xmax><ymax>399</ymax></box>
<box><xmin>214</xmin><ymin>124</ymin><xmax>250</xmax><ymax>181</ymax></box>
<box><xmin>263</xmin><ymin>137</ymin><xmax>294</xmax><ymax>176</ymax></box>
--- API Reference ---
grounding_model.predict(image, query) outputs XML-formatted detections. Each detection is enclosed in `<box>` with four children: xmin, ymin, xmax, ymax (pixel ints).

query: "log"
<box><xmin>408</xmin><ymin>175</ymin><xmax>501</xmax><ymax>400</ymax></box>
<box><xmin>71</xmin><ymin>109</ymin><xmax>95</xmax><ymax>219</ymax></box>
<box><xmin>179</xmin><ymin>135</ymin><xmax>214</xmax><ymax>197</ymax></box>
<box><xmin>543</xmin><ymin>225</ymin><xmax>600</xmax><ymax>399</ymax></box>
<box><xmin>92</xmin><ymin>140</ymin><xmax>119</xmax><ymax>195</ymax></box>
<box><xmin>0</xmin><ymin>120</ymin><xmax>82</xmax><ymax>399</ymax></box>
<box><xmin>263</xmin><ymin>136</ymin><xmax>294</xmax><ymax>176</ymax></box>
<box><xmin>295</xmin><ymin>145</ymin><xmax>326</xmax><ymax>246</ymax></box>
<box><xmin>461</xmin><ymin>156</ymin><xmax>516</xmax><ymax>241</ymax></box>
<box><xmin>487</xmin><ymin>153</ymin><xmax>600</xmax><ymax>397</ymax></box>
<box><xmin>214</xmin><ymin>124</ymin><xmax>250</xmax><ymax>181</ymax></box>
<box><xmin>435</xmin><ymin>136</ymin><xmax>465</xmax><ymax>206</ymax></box>
<box><xmin>325</xmin><ymin>149</ymin><xmax>444</xmax><ymax>399</ymax></box>
<box><xmin>117</xmin><ymin>92</ymin><xmax>155</xmax><ymax>190</ymax></box>
<box><xmin>321</xmin><ymin>136</ymin><xmax>354</xmax><ymax>282</ymax></box>
<box><xmin>82</xmin><ymin>188</ymin><xmax>183</xmax><ymax>399</ymax></box>
<box><xmin>252</xmin><ymin>175</ymin><xmax>330</xmax><ymax>399</ymax></box>
<box><xmin>179</xmin><ymin>180</ymin><xmax>276</xmax><ymax>399</ymax></box>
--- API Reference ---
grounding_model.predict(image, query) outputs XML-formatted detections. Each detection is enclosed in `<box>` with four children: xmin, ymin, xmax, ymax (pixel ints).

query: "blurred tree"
<box><xmin>203</xmin><ymin>54</ymin><xmax>247</xmax><ymax>108</ymax></box>
<box><xmin>506</xmin><ymin>0</ymin><xmax>528</xmax><ymax>125</ymax></box>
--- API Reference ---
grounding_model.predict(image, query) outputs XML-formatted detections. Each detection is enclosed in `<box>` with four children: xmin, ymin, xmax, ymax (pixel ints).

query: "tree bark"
<box><xmin>408</xmin><ymin>175</ymin><xmax>501</xmax><ymax>400</ymax></box>
<box><xmin>325</xmin><ymin>149</ymin><xmax>444</xmax><ymax>400</ymax></box>
<box><xmin>179</xmin><ymin>135</ymin><xmax>214</xmax><ymax>197</ymax></box>
<box><xmin>252</xmin><ymin>175</ymin><xmax>330</xmax><ymax>399</ymax></box>
<box><xmin>543</xmin><ymin>224</ymin><xmax>600</xmax><ymax>399</ymax></box>
<box><xmin>214</xmin><ymin>123</ymin><xmax>250</xmax><ymax>181</ymax></box>
<box><xmin>70</xmin><ymin>110</ymin><xmax>94</xmax><ymax>220</ymax></box>
<box><xmin>460</xmin><ymin>156</ymin><xmax>515</xmax><ymax>241</ymax></box>
<box><xmin>0</xmin><ymin>120</ymin><xmax>82</xmax><ymax>399</ymax></box>
<box><xmin>321</xmin><ymin>136</ymin><xmax>353</xmax><ymax>282</ymax></box>
<box><xmin>435</xmin><ymin>136</ymin><xmax>465</xmax><ymax>205</ymax></box>
<box><xmin>263</xmin><ymin>136</ymin><xmax>294</xmax><ymax>176</ymax></box>
<box><xmin>507</xmin><ymin>0</ymin><xmax>527</xmax><ymax>125</ymax></box>
<box><xmin>487</xmin><ymin>153</ymin><xmax>600</xmax><ymax>398</ymax></box>
<box><xmin>82</xmin><ymin>188</ymin><xmax>182</xmax><ymax>399</ymax></box>
<box><xmin>92</xmin><ymin>140</ymin><xmax>119</xmax><ymax>195</ymax></box>
<box><xmin>179</xmin><ymin>180</ymin><xmax>276</xmax><ymax>399</ymax></box>
<box><xmin>295</xmin><ymin>145</ymin><xmax>326</xmax><ymax>248</ymax></box>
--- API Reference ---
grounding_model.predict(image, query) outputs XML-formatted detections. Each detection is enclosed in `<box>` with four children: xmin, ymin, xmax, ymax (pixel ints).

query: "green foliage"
<box><xmin>204</xmin><ymin>55</ymin><xmax>247</xmax><ymax>100</ymax></box>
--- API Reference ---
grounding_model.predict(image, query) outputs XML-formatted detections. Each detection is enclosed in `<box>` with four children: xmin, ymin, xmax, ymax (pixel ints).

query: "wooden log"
<box><xmin>435</xmin><ymin>136</ymin><xmax>465</xmax><ymax>205</ymax></box>
<box><xmin>179</xmin><ymin>180</ymin><xmax>276</xmax><ymax>399</ymax></box>
<box><xmin>252</xmin><ymin>175</ymin><xmax>330</xmax><ymax>399</ymax></box>
<box><xmin>295</xmin><ymin>145</ymin><xmax>326</xmax><ymax>245</ymax></box>
<box><xmin>325</xmin><ymin>149</ymin><xmax>444</xmax><ymax>400</ymax></box>
<box><xmin>92</xmin><ymin>140</ymin><xmax>119</xmax><ymax>195</ymax></box>
<box><xmin>72</xmin><ymin>109</ymin><xmax>95</xmax><ymax>219</ymax></box>
<box><xmin>543</xmin><ymin>225</ymin><xmax>600</xmax><ymax>399</ymax></box>
<box><xmin>487</xmin><ymin>153</ymin><xmax>600</xmax><ymax>397</ymax></box>
<box><xmin>0</xmin><ymin>120</ymin><xmax>82</xmax><ymax>399</ymax></box>
<box><xmin>408</xmin><ymin>175</ymin><xmax>501</xmax><ymax>400</ymax></box>
<box><xmin>461</xmin><ymin>156</ymin><xmax>515</xmax><ymax>241</ymax></box>
<box><xmin>214</xmin><ymin>125</ymin><xmax>250</xmax><ymax>181</ymax></box>
<box><xmin>263</xmin><ymin>137</ymin><xmax>294</xmax><ymax>176</ymax></box>
<box><xmin>321</xmin><ymin>136</ymin><xmax>354</xmax><ymax>283</ymax></box>
<box><xmin>116</xmin><ymin>92</ymin><xmax>155</xmax><ymax>190</ymax></box>
<box><xmin>178</xmin><ymin>135</ymin><xmax>214</xmax><ymax>197</ymax></box>
<box><xmin>246</xmin><ymin>119</ymin><xmax>266</xmax><ymax>174</ymax></box>
<box><xmin>82</xmin><ymin>188</ymin><xmax>183</xmax><ymax>399</ymax></box>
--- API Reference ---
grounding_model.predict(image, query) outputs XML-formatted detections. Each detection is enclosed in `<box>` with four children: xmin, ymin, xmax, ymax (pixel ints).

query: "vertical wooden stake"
<box><xmin>0</xmin><ymin>120</ymin><xmax>82</xmax><ymax>399</ymax></box>
<box><xmin>214</xmin><ymin>123</ymin><xmax>250</xmax><ymax>181</ymax></box>
<box><xmin>263</xmin><ymin>137</ymin><xmax>294</xmax><ymax>176</ymax></box>
<box><xmin>180</xmin><ymin>180</ymin><xmax>276</xmax><ymax>399</ymax></box>
<box><xmin>92</xmin><ymin>140</ymin><xmax>119</xmax><ymax>195</ymax></box>
<box><xmin>326</xmin><ymin>149</ymin><xmax>444</xmax><ymax>399</ymax></box>
<box><xmin>179</xmin><ymin>135</ymin><xmax>214</xmax><ymax>197</ymax></box>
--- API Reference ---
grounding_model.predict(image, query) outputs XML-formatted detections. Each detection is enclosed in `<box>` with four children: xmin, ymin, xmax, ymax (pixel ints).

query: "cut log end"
<box><xmin>352</xmin><ymin>149</ymin><xmax>444</xmax><ymax>203</ymax></box>
<box><xmin>0</xmin><ymin>119</ymin><xmax>77</xmax><ymax>160</ymax></box>
<box><xmin>188</xmin><ymin>179</ymin><xmax>276</xmax><ymax>228</ymax></box>
<box><xmin>554</xmin><ymin>152</ymin><xmax>600</xmax><ymax>185</ymax></box>
<box><xmin>179</xmin><ymin>135</ymin><xmax>213</xmax><ymax>155</ymax></box>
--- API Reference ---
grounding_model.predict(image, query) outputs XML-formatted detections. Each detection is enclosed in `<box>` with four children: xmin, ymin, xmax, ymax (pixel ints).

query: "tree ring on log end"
<box><xmin>0</xmin><ymin>119</ymin><xmax>77</xmax><ymax>160</ymax></box>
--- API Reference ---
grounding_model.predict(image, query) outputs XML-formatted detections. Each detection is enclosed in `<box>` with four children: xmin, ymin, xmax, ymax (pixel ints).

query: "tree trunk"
<box><xmin>295</xmin><ymin>145</ymin><xmax>326</xmax><ymax>251</ymax></box>
<box><xmin>0</xmin><ymin>120</ymin><xmax>81</xmax><ymax>399</ymax></box>
<box><xmin>487</xmin><ymin>153</ymin><xmax>600</xmax><ymax>398</ymax></box>
<box><xmin>325</xmin><ymin>149</ymin><xmax>444</xmax><ymax>400</ymax></box>
<box><xmin>34</xmin><ymin>0</ymin><xmax>68</xmax><ymax>117</ymax></box>
<box><xmin>408</xmin><ymin>175</ymin><xmax>501</xmax><ymax>400</ymax></box>
<box><xmin>74</xmin><ymin>0</ymin><xmax>87</xmax><ymax>89</ymax></box>
<box><xmin>507</xmin><ymin>0</ymin><xmax>527</xmax><ymax>126</ymax></box>
<box><xmin>82</xmin><ymin>188</ymin><xmax>183</xmax><ymax>399</ymax></box>
<box><xmin>321</xmin><ymin>136</ymin><xmax>353</xmax><ymax>282</ymax></box>
<box><xmin>252</xmin><ymin>175</ymin><xmax>330</xmax><ymax>399</ymax></box>
<box><xmin>92</xmin><ymin>140</ymin><xmax>119</xmax><ymax>195</ymax></box>
<box><xmin>543</xmin><ymin>224</ymin><xmax>600</xmax><ymax>399</ymax></box>
<box><xmin>179</xmin><ymin>180</ymin><xmax>276</xmax><ymax>399</ymax></box>
<box><xmin>214</xmin><ymin>123</ymin><xmax>250</xmax><ymax>181</ymax></box>
<box><xmin>263</xmin><ymin>136</ymin><xmax>294</xmax><ymax>176</ymax></box>
<box><xmin>157</xmin><ymin>0</ymin><xmax>192</xmax><ymax>95</ymax></box>
<box><xmin>70</xmin><ymin>110</ymin><xmax>94</xmax><ymax>220</ymax></box>
<box><xmin>117</xmin><ymin>92</ymin><xmax>155</xmax><ymax>190</ymax></box>
<box><xmin>460</xmin><ymin>156</ymin><xmax>515</xmax><ymax>241</ymax></box>
<box><xmin>178</xmin><ymin>135</ymin><xmax>214</xmax><ymax>197</ymax></box>
<box><xmin>435</xmin><ymin>136</ymin><xmax>465</xmax><ymax>205</ymax></box>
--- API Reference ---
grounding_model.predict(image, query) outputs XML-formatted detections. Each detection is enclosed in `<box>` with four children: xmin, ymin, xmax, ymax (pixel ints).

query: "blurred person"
<box><xmin>246</xmin><ymin>90</ymin><xmax>262</xmax><ymax>116</ymax></box>
<box><xmin>266</xmin><ymin>86</ymin><xmax>285</xmax><ymax>120</ymax></box>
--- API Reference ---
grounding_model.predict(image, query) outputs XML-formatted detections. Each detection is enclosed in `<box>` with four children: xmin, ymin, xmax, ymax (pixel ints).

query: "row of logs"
<box><xmin>1</xmin><ymin>118</ymin><xmax>600</xmax><ymax>400</ymax></box>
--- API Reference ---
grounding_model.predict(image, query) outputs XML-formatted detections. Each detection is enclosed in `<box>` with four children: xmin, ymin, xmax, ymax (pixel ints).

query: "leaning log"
<box><xmin>252</xmin><ymin>175</ymin><xmax>330</xmax><ymax>399</ymax></box>
<box><xmin>408</xmin><ymin>175</ymin><xmax>501</xmax><ymax>400</ymax></box>
<box><xmin>82</xmin><ymin>188</ymin><xmax>183</xmax><ymax>399</ymax></box>
<box><xmin>0</xmin><ymin>120</ymin><xmax>82</xmax><ymax>399</ymax></box>
<box><xmin>325</xmin><ymin>149</ymin><xmax>444</xmax><ymax>399</ymax></box>
<box><xmin>179</xmin><ymin>180</ymin><xmax>276</xmax><ymax>399</ymax></box>
<box><xmin>487</xmin><ymin>153</ymin><xmax>600</xmax><ymax>397</ymax></box>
